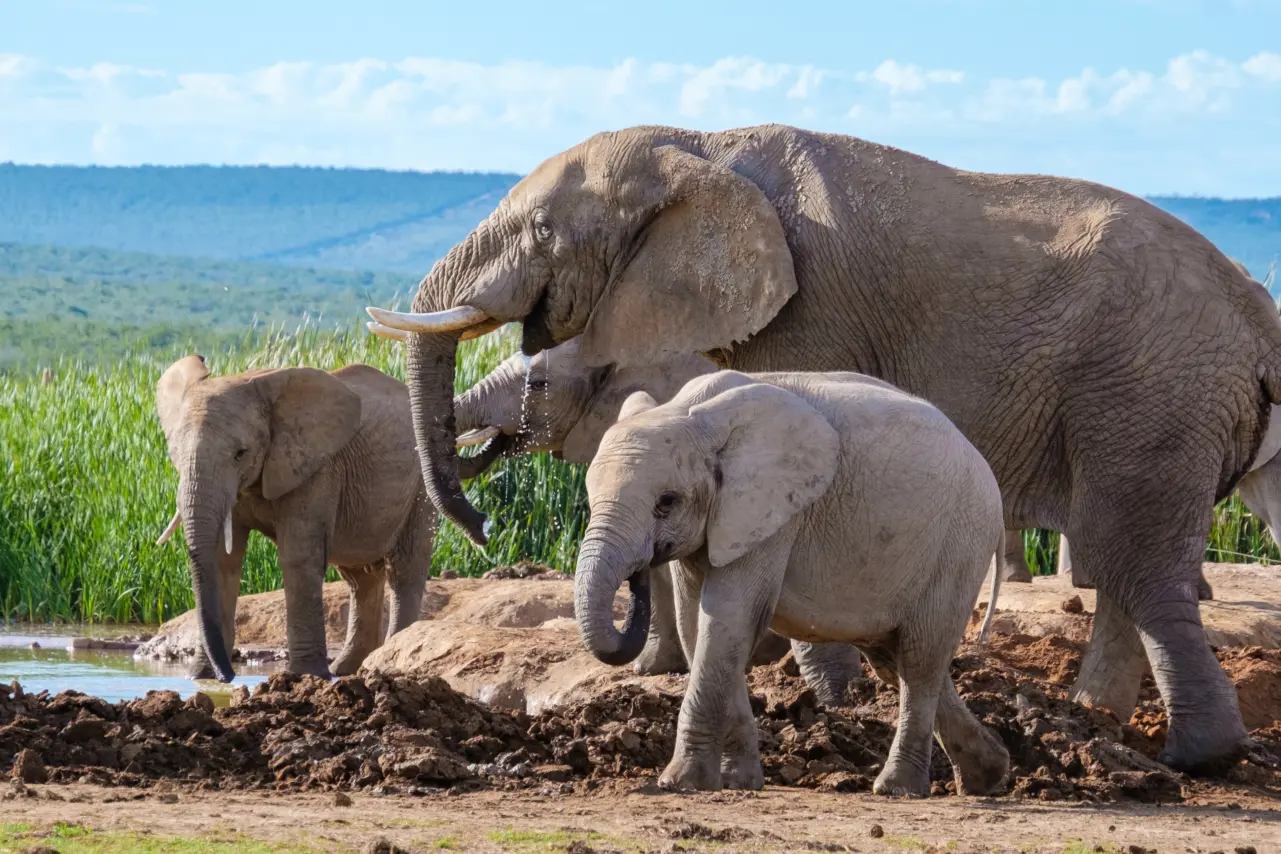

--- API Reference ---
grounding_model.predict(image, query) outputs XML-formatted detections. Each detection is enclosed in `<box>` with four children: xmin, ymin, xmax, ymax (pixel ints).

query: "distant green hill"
<box><xmin>0</xmin><ymin>242</ymin><xmax>416</xmax><ymax>372</ymax></box>
<box><xmin>2</xmin><ymin>164</ymin><xmax>1275</xmax><ymax>278</ymax></box>
<box><xmin>0</xmin><ymin>163</ymin><xmax>519</xmax><ymax>274</ymax></box>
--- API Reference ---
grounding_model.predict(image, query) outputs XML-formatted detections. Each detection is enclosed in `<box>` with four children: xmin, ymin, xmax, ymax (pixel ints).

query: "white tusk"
<box><xmin>365</xmin><ymin>305</ymin><xmax>491</xmax><ymax>334</ymax></box>
<box><xmin>456</xmin><ymin>425</ymin><xmax>500</xmax><ymax>447</ymax></box>
<box><xmin>156</xmin><ymin>509</ymin><xmax>181</xmax><ymax>546</ymax></box>
<box><xmin>367</xmin><ymin>321</ymin><xmax>408</xmax><ymax>342</ymax></box>
<box><xmin>224</xmin><ymin>511</ymin><xmax>234</xmax><ymax>555</ymax></box>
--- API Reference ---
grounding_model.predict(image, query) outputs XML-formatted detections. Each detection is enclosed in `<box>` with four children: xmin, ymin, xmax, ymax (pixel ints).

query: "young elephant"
<box><xmin>154</xmin><ymin>355</ymin><xmax>435</xmax><ymax>682</ymax></box>
<box><xmin>575</xmin><ymin>370</ymin><xmax>1010</xmax><ymax>795</ymax></box>
<box><xmin>438</xmin><ymin>333</ymin><xmax>865</xmax><ymax>704</ymax></box>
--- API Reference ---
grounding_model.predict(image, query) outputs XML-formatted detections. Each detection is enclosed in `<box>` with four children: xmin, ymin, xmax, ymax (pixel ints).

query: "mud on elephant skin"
<box><xmin>369</xmin><ymin>124</ymin><xmax>1281</xmax><ymax>770</ymax></box>
<box><xmin>154</xmin><ymin>355</ymin><xmax>436</xmax><ymax>682</ymax></box>
<box><xmin>438</xmin><ymin>334</ymin><xmax>864</xmax><ymax>704</ymax></box>
<box><xmin>573</xmin><ymin>370</ymin><xmax>1009</xmax><ymax>795</ymax></box>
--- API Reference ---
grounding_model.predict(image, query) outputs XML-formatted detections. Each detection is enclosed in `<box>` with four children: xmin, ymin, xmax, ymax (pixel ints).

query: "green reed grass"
<box><xmin>0</xmin><ymin>316</ymin><xmax>587</xmax><ymax>624</ymax></box>
<box><xmin>3</xmin><ymin>281</ymin><xmax>1280</xmax><ymax>623</ymax></box>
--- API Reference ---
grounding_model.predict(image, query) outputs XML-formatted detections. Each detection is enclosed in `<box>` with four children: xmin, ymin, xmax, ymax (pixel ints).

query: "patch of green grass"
<box><xmin>0</xmin><ymin>319</ymin><xmax>588</xmax><ymax>623</ymax></box>
<box><xmin>881</xmin><ymin>835</ymin><xmax>930</xmax><ymax>851</ymax></box>
<box><xmin>487</xmin><ymin>829</ymin><xmax>606</xmax><ymax>850</ymax></box>
<box><xmin>1062</xmin><ymin>842</ymin><xmax>1119</xmax><ymax>854</ymax></box>
<box><xmin>433</xmin><ymin>838</ymin><xmax>460</xmax><ymax>850</ymax></box>
<box><xmin>0</xmin><ymin>824</ymin><xmax>327</xmax><ymax>853</ymax></box>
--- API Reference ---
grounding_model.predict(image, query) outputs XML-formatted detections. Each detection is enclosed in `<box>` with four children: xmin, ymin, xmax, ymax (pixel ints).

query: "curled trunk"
<box><xmin>574</xmin><ymin>533</ymin><xmax>652</xmax><ymax>666</ymax></box>
<box><xmin>407</xmin><ymin>332</ymin><xmax>489</xmax><ymax>545</ymax></box>
<box><xmin>457</xmin><ymin>433</ymin><xmax>513</xmax><ymax>480</ymax></box>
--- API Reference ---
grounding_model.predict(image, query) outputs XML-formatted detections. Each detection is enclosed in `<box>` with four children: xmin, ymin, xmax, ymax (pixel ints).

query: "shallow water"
<box><xmin>0</xmin><ymin>628</ymin><xmax>280</xmax><ymax>705</ymax></box>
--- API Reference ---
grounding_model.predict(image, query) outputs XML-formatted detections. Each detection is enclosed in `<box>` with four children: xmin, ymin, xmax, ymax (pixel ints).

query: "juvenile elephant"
<box><xmin>574</xmin><ymin>369</ymin><xmax>1009</xmax><ymax>795</ymax></box>
<box><xmin>433</xmin><ymin>332</ymin><xmax>865</xmax><ymax>702</ymax></box>
<box><xmin>154</xmin><ymin>355</ymin><xmax>435</xmax><ymax>682</ymax></box>
<box><xmin>368</xmin><ymin>124</ymin><xmax>1281</xmax><ymax>768</ymax></box>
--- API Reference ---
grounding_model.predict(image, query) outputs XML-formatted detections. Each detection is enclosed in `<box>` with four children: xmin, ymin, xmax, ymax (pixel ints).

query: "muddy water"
<box><xmin>0</xmin><ymin>628</ymin><xmax>279</xmax><ymax>705</ymax></box>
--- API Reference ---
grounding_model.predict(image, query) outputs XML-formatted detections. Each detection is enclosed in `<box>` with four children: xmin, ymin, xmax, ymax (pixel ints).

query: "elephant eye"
<box><xmin>654</xmin><ymin>491</ymin><xmax>679</xmax><ymax>518</ymax></box>
<box><xmin>527</xmin><ymin>378</ymin><xmax>548</xmax><ymax>392</ymax></box>
<box><xmin>532</xmin><ymin>213</ymin><xmax>553</xmax><ymax>243</ymax></box>
<box><xmin>234</xmin><ymin>448</ymin><xmax>248</xmax><ymax>462</ymax></box>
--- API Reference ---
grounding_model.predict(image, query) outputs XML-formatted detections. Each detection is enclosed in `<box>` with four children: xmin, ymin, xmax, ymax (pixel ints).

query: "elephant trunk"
<box><xmin>456</xmin><ymin>433</ymin><xmax>514</xmax><ymax>481</ymax></box>
<box><xmin>178</xmin><ymin>478</ymin><xmax>236</xmax><ymax>683</ymax></box>
<box><xmin>574</xmin><ymin>518</ymin><xmax>652</xmax><ymax>666</ymax></box>
<box><xmin>407</xmin><ymin>331</ymin><xmax>489</xmax><ymax>545</ymax></box>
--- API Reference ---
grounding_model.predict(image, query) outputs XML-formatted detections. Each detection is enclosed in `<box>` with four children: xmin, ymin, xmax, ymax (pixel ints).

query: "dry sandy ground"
<box><xmin>1</xmin><ymin>783</ymin><xmax>1277</xmax><ymax>853</ymax></box>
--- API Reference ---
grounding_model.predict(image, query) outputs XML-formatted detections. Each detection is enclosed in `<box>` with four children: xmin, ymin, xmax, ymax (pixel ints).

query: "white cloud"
<box><xmin>0</xmin><ymin>49</ymin><xmax>1278</xmax><ymax>194</ymax></box>
<box><xmin>1244</xmin><ymin>51</ymin><xmax>1281</xmax><ymax>80</ymax></box>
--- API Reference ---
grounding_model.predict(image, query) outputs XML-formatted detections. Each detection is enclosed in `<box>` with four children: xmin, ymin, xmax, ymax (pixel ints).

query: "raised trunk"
<box><xmin>573</xmin><ymin>529</ymin><xmax>652</xmax><ymax>666</ymax></box>
<box><xmin>407</xmin><ymin>331</ymin><xmax>489</xmax><ymax>545</ymax></box>
<box><xmin>178</xmin><ymin>484</ymin><xmax>236</xmax><ymax>683</ymax></box>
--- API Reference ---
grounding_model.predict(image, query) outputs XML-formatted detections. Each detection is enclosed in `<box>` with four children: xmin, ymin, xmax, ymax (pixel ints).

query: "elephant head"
<box><xmin>366</xmin><ymin>128</ymin><xmax>798</xmax><ymax>544</ymax></box>
<box><xmin>451</xmin><ymin>335</ymin><xmax>719</xmax><ymax>479</ymax></box>
<box><xmin>574</xmin><ymin>371</ymin><xmax>839</xmax><ymax>665</ymax></box>
<box><xmin>154</xmin><ymin>355</ymin><xmax>361</xmax><ymax>682</ymax></box>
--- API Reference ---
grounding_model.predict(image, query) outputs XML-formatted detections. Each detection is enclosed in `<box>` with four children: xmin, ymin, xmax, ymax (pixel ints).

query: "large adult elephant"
<box><xmin>368</xmin><ymin>123</ymin><xmax>1281</xmax><ymax>770</ymax></box>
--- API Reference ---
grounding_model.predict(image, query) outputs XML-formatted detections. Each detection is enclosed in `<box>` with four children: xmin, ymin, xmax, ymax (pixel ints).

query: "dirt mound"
<box><xmin>1219</xmin><ymin>647</ymin><xmax>1281</xmax><ymax>730</ymax></box>
<box><xmin>976</xmin><ymin>562</ymin><xmax>1281</xmax><ymax>649</ymax></box>
<box><xmin>136</xmin><ymin>574</ymin><xmax>620</xmax><ymax>664</ymax></box>
<box><xmin>7</xmin><ymin>633</ymin><xmax>1281</xmax><ymax>804</ymax></box>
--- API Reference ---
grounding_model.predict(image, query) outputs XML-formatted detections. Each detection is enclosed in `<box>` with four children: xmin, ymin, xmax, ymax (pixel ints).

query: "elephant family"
<box><xmin>574</xmin><ymin>370</ymin><xmax>1009</xmax><ymax>794</ymax></box>
<box><xmin>368</xmin><ymin>124</ymin><xmax>1281</xmax><ymax>769</ymax></box>
<box><xmin>154</xmin><ymin>355</ymin><xmax>435</xmax><ymax>682</ymax></box>
<box><xmin>434</xmin><ymin>332</ymin><xmax>865</xmax><ymax>703</ymax></box>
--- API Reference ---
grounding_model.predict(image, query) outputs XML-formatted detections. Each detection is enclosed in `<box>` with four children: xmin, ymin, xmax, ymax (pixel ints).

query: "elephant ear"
<box><xmin>691</xmin><ymin>382</ymin><xmax>839</xmax><ymax>568</ymax></box>
<box><xmin>256</xmin><ymin>368</ymin><xmax>363</xmax><ymax>501</ymax></box>
<box><xmin>579</xmin><ymin>145</ymin><xmax>798</xmax><ymax>369</ymax></box>
<box><xmin>156</xmin><ymin>355</ymin><xmax>210</xmax><ymax>445</ymax></box>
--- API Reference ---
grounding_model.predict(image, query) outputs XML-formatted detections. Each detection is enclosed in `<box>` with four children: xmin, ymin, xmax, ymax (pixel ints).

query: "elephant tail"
<box><xmin>977</xmin><ymin>528</ymin><xmax>1003</xmax><ymax>645</ymax></box>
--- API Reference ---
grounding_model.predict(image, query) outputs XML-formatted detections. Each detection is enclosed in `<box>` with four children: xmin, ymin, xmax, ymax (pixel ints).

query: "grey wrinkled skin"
<box><xmin>576</xmin><ymin>371</ymin><xmax>1009</xmax><ymax>795</ymax></box>
<box><xmin>155</xmin><ymin>356</ymin><xmax>435</xmax><ymax>682</ymax></box>
<box><xmin>453</xmin><ymin>336</ymin><xmax>863</xmax><ymax>701</ymax></box>
<box><xmin>385</xmin><ymin>124</ymin><xmax>1281</xmax><ymax>769</ymax></box>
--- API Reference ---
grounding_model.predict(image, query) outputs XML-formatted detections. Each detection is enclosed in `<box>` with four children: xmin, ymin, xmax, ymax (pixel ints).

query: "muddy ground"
<box><xmin>4</xmin><ymin>562</ymin><xmax>1281</xmax><ymax>852</ymax></box>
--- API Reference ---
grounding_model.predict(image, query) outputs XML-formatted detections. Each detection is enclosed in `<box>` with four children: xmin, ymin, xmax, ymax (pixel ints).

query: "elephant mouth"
<box><xmin>455</xmin><ymin>431</ymin><xmax>517</xmax><ymax>480</ymax></box>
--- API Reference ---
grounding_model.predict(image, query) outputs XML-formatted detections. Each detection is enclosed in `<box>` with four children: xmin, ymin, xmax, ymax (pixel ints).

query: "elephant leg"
<box><xmin>669</xmin><ymin>559</ymin><xmax>703</xmax><ymax>665</ymax></box>
<box><xmin>865</xmin><ymin>637</ymin><xmax>943</xmax><ymax>798</ymax></box>
<box><xmin>1066</xmin><ymin>483</ymin><xmax>1247</xmax><ymax>771</ymax></box>
<box><xmin>659</xmin><ymin>541</ymin><xmax>788</xmax><ymax>792</ymax></box>
<box><xmin>1003</xmin><ymin>529</ymin><xmax>1033</xmax><ymax>583</ymax></box>
<box><xmin>331</xmin><ymin>566</ymin><xmax>386</xmax><ymax>676</ymax></box>
<box><xmin>791</xmin><ymin>640</ymin><xmax>863</xmax><ymax>707</ymax></box>
<box><xmin>1071</xmin><ymin>588</ymin><xmax>1147</xmax><ymax>718</ymax></box>
<box><xmin>633</xmin><ymin>562</ymin><xmax>689</xmax><ymax>675</ymax></box>
<box><xmin>188</xmin><ymin>522</ymin><xmax>247</xmax><ymax>680</ymax></box>
<box><xmin>1197</xmin><ymin>574</ymin><xmax>1215</xmax><ymax>601</ymax></box>
<box><xmin>385</xmin><ymin>498</ymin><xmax>435</xmax><ymax>639</ymax></box>
<box><xmin>934</xmin><ymin>676</ymin><xmax>1010</xmax><ymax>795</ymax></box>
<box><xmin>277</xmin><ymin>520</ymin><xmax>333</xmax><ymax>678</ymax></box>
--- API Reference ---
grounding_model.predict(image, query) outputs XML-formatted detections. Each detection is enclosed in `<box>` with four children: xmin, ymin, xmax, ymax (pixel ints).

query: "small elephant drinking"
<box><xmin>154</xmin><ymin>355</ymin><xmax>436</xmax><ymax>682</ymax></box>
<box><xmin>574</xmin><ymin>369</ymin><xmax>1010</xmax><ymax>795</ymax></box>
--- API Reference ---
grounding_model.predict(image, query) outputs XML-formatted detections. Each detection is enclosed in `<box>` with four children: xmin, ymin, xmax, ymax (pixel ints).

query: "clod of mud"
<box><xmin>12</xmin><ymin>749</ymin><xmax>46</xmax><ymax>784</ymax></box>
<box><xmin>481</xmin><ymin>561</ymin><xmax>570</xmax><ymax>581</ymax></box>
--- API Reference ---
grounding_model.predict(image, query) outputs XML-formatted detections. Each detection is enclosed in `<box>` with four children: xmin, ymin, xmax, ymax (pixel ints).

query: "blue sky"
<box><xmin>2</xmin><ymin>0</ymin><xmax>1280</xmax><ymax>196</ymax></box>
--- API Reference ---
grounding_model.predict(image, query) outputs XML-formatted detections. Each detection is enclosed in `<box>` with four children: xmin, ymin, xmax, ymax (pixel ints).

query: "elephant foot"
<box><xmin>1003</xmin><ymin>563</ymin><xmax>1033</xmax><ymax>584</ymax></box>
<box><xmin>632</xmin><ymin>641</ymin><xmax>688</xmax><ymax>676</ymax></box>
<box><xmin>948</xmin><ymin>730</ymin><xmax>1010</xmax><ymax>796</ymax></box>
<box><xmin>289</xmin><ymin>659</ymin><xmax>334</xmax><ymax>680</ymax></box>
<box><xmin>659</xmin><ymin>750</ymin><xmax>722</xmax><ymax>792</ymax></box>
<box><xmin>186</xmin><ymin>658</ymin><xmax>219</xmax><ymax>681</ymax></box>
<box><xmin>719</xmin><ymin>753</ymin><xmax>765</xmax><ymax>790</ymax></box>
<box><xmin>872</xmin><ymin>759</ymin><xmax>930</xmax><ymax>798</ymax></box>
<box><xmin>1158</xmin><ymin>710</ymin><xmax>1249</xmax><ymax>773</ymax></box>
<box><xmin>329</xmin><ymin>652</ymin><xmax>364</xmax><ymax>677</ymax></box>
<box><xmin>1197</xmin><ymin>576</ymin><xmax>1215</xmax><ymax>602</ymax></box>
